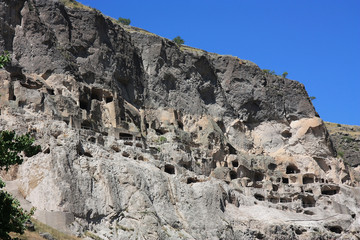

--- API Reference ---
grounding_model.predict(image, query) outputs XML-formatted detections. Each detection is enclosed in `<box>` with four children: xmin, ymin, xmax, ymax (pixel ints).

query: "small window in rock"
<box><xmin>282</xmin><ymin>177</ymin><xmax>289</xmax><ymax>184</ymax></box>
<box><xmin>199</xmin><ymin>126</ymin><xmax>203</xmax><ymax>130</ymax></box>
<box><xmin>43</xmin><ymin>148</ymin><xmax>50</xmax><ymax>154</ymax></box>
<box><xmin>124</xmin><ymin>141</ymin><xmax>133</xmax><ymax>146</ymax></box>
<box><xmin>81</xmin><ymin>120</ymin><xmax>92</xmax><ymax>130</ymax></box>
<box><xmin>272</xmin><ymin>184</ymin><xmax>278</xmax><ymax>191</ymax></box>
<box><xmin>321</xmin><ymin>185</ymin><xmax>340</xmax><ymax>195</ymax></box>
<box><xmin>280</xmin><ymin>197</ymin><xmax>291</xmax><ymax>203</ymax></box>
<box><xmin>286</xmin><ymin>164</ymin><xmax>300</xmax><ymax>174</ymax></box>
<box><xmin>47</xmin><ymin>88</ymin><xmax>55</xmax><ymax>95</ymax></box>
<box><xmin>135</xmin><ymin>143</ymin><xmax>142</xmax><ymax>148</ymax></box>
<box><xmin>227</xmin><ymin>144</ymin><xmax>237</xmax><ymax>155</ymax></box>
<box><xmin>111</xmin><ymin>145</ymin><xmax>120</xmax><ymax>152</ymax></box>
<box><xmin>255</xmin><ymin>232</ymin><xmax>265</xmax><ymax>239</ymax></box>
<box><xmin>281</xmin><ymin>130</ymin><xmax>292</xmax><ymax>138</ymax></box>
<box><xmin>178</xmin><ymin>121</ymin><xmax>184</xmax><ymax>130</ymax></box>
<box><xmin>165</xmin><ymin>164</ymin><xmax>175</xmax><ymax>174</ymax></box>
<box><xmin>327</xmin><ymin>226</ymin><xmax>342</xmax><ymax>234</ymax></box>
<box><xmin>254</xmin><ymin>194</ymin><xmax>264</xmax><ymax>201</ymax></box>
<box><xmin>91</xmin><ymin>88</ymin><xmax>103</xmax><ymax>101</ymax></box>
<box><xmin>88</xmin><ymin>137</ymin><xmax>96</xmax><ymax>143</ymax></box>
<box><xmin>254</xmin><ymin>171</ymin><xmax>264</xmax><ymax>182</ymax></box>
<box><xmin>187</xmin><ymin>177</ymin><xmax>199</xmax><ymax>184</ymax></box>
<box><xmin>216</xmin><ymin>120</ymin><xmax>226</xmax><ymax>133</ymax></box>
<box><xmin>232</xmin><ymin>160</ymin><xmax>239</xmax><ymax>168</ymax></box>
<box><xmin>18</xmin><ymin>101</ymin><xmax>26</xmax><ymax>108</ymax></box>
<box><xmin>229</xmin><ymin>170</ymin><xmax>237</xmax><ymax>180</ymax></box>
<box><xmin>303</xmin><ymin>176</ymin><xmax>314</xmax><ymax>184</ymax></box>
<box><xmin>268</xmin><ymin>163</ymin><xmax>277</xmax><ymax>171</ymax></box>
<box><xmin>105</xmin><ymin>96</ymin><xmax>113</xmax><ymax>103</ymax></box>
<box><xmin>303</xmin><ymin>210</ymin><xmax>315</xmax><ymax>215</ymax></box>
<box><xmin>119</xmin><ymin>132</ymin><xmax>133</xmax><ymax>140</ymax></box>
<box><xmin>122</xmin><ymin>152</ymin><xmax>130</xmax><ymax>157</ymax></box>
<box><xmin>80</xmin><ymin>100</ymin><xmax>89</xmax><ymax>110</ymax></box>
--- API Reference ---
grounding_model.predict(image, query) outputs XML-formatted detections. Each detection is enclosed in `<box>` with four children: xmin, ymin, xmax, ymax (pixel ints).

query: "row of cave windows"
<box><xmin>165</xmin><ymin>162</ymin><xmax>331</xmax><ymax>189</ymax></box>
<box><xmin>254</xmin><ymin>187</ymin><xmax>340</xmax><ymax>206</ymax></box>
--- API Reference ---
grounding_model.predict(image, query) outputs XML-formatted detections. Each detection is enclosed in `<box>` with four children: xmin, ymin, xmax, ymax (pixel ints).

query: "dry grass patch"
<box><xmin>10</xmin><ymin>218</ymin><xmax>82</xmax><ymax>240</ymax></box>
<box><xmin>325</xmin><ymin>122</ymin><xmax>360</xmax><ymax>138</ymax></box>
<box><xmin>61</xmin><ymin>0</ymin><xmax>93</xmax><ymax>11</ymax></box>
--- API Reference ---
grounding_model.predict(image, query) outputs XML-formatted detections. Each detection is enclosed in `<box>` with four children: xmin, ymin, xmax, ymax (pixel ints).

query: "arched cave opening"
<box><xmin>286</xmin><ymin>164</ymin><xmax>300</xmax><ymax>174</ymax></box>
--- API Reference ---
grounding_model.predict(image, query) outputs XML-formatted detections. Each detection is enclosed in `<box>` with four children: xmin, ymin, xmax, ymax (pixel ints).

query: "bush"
<box><xmin>117</xmin><ymin>17</ymin><xmax>130</xmax><ymax>25</ymax></box>
<box><xmin>309</xmin><ymin>96</ymin><xmax>316</xmax><ymax>101</ymax></box>
<box><xmin>173</xmin><ymin>36</ymin><xmax>185</xmax><ymax>45</ymax></box>
<box><xmin>158</xmin><ymin>136</ymin><xmax>167</xmax><ymax>144</ymax></box>
<box><xmin>262</xmin><ymin>69</ymin><xmax>276</xmax><ymax>75</ymax></box>
<box><xmin>0</xmin><ymin>131</ymin><xmax>41</xmax><ymax>239</ymax></box>
<box><xmin>0</xmin><ymin>51</ymin><xmax>11</xmax><ymax>68</ymax></box>
<box><xmin>282</xmin><ymin>72</ymin><xmax>288</xmax><ymax>78</ymax></box>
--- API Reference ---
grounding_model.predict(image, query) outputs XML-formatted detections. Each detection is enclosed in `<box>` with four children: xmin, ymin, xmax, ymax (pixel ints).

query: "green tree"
<box><xmin>282</xmin><ymin>72</ymin><xmax>288</xmax><ymax>78</ymax></box>
<box><xmin>117</xmin><ymin>17</ymin><xmax>131</xmax><ymax>25</ymax></box>
<box><xmin>262</xmin><ymin>69</ymin><xmax>276</xmax><ymax>75</ymax></box>
<box><xmin>173</xmin><ymin>36</ymin><xmax>185</xmax><ymax>45</ymax></box>
<box><xmin>0</xmin><ymin>51</ymin><xmax>11</xmax><ymax>68</ymax></box>
<box><xmin>309</xmin><ymin>96</ymin><xmax>316</xmax><ymax>101</ymax></box>
<box><xmin>0</xmin><ymin>131</ymin><xmax>41</xmax><ymax>239</ymax></box>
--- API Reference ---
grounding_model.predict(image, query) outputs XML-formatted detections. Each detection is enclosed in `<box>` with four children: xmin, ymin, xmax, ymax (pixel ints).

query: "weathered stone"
<box><xmin>0</xmin><ymin>0</ymin><xmax>359</xmax><ymax>239</ymax></box>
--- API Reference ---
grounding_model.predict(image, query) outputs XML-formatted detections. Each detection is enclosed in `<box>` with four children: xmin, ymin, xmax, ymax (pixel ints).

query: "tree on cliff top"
<box><xmin>0</xmin><ymin>130</ymin><xmax>41</xmax><ymax>239</ymax></box>
<box><xmin>173</xmin><ymin>36</ymin><xmax>185</xmax><ymax>45</ymax></box>
<box><xmin>117</xmin><ymin>17</ymin><xmax>131</xmax><ymax>25</ymax></box>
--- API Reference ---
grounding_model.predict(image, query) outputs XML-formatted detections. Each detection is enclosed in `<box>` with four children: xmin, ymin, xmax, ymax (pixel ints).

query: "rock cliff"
<box><xmin>0</xmin><ymin>0</ymin><xmax>359</xmax><ymax>239</ymax></box>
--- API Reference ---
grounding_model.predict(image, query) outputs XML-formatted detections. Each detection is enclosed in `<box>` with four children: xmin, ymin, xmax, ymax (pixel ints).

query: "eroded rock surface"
<box><xmin>0</xmin><ymin>0</ymin><xmax>359</xmax><ymax>239</ymax></box>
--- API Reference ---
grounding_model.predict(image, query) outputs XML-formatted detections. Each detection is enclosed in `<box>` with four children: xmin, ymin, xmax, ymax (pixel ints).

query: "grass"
<box><xmin>85</xmin><ymin>231</ymin><xmax>103</xmax><ymax>240</ymax></box>
<box><xmin>325</xmin><ymin>122</ymin><xmax>360</xmax><ymax>138</ymax></box>
<box><xmin>180</xmin><ymin>45</ymin><xmax>206</xmax><ymax>53</ymax></box>
<box><xmin>9</xmin><ymin>218</ymin><xmax>82</xmax><ymax>240</ymax></box>
<box><xmin>122</xmin><ymin>25</ymin><xmax>157</xmax><ymax>36</ymax></box>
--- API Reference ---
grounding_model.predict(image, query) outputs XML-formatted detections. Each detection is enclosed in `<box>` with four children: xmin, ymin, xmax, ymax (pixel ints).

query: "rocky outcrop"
<box><xmin>326</xmin><ymin>122</ymin><xmax>360</xmax><ymax>167</ymax></box>
<box><xmin>0</xmin><ymin>0</ymin><xmax>359</xmax><ymax>239</ymax></box>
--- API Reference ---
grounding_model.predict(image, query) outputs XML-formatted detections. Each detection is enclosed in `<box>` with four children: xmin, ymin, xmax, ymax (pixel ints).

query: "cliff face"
<box><xmin>0</xmin><ymin>1</ymin><xmax>359</xmax><ymax>239</ymax></box>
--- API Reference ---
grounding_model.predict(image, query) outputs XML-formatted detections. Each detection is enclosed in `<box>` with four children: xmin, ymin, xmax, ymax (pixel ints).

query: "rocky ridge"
<box><xmin>0</xmin><ymin>0</ymin><xmax>359</xmax><ymax>239</ymax></box>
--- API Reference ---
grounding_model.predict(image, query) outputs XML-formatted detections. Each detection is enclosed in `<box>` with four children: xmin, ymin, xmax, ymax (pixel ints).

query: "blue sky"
<box><xmin>79</xmin><ymin>0</ymin><xmax>360</xmax><ymax>125</ymax></box>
